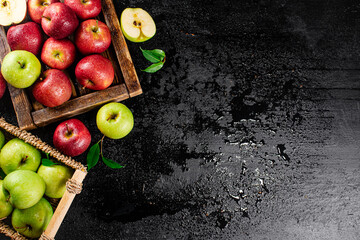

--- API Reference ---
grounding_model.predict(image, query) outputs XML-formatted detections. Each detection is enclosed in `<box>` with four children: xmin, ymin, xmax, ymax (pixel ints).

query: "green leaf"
<box><xmin>102</xmin><ymin>155</ymin><xmax>125</xmax><ymax>169</ymax></box>
<box><xmin>0</xmin><ymin>168</ymin><xmax>5</xmax><ymax>179</ymax></box>
<box><xmin>140</xmin><ymin>47</ymin><xmax>165</xmax><ymax>63</ymax></box>
<box><xmin>87</xmin><ymin>143</ymin><xmax>100</xmax><ymax>170</ymax></box>
<box><xmin>141</xmin><ymin>62</ymin><xmax>164</xmax><ymax>73</ymax></box>
<box><xmin>42</xmin><ymin>158</ymin><xmax>59</xmax><ymax>167</ymax></box>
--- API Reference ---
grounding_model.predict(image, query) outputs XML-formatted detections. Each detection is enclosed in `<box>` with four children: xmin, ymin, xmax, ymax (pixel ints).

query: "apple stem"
<box><xmin>17</xmin><ymin>61</ymin><xmax>25</xmax><ymax>68</ymax></box>
<box><xmin>93</xmin><ymin>20</ymin><xmax>99</xmax><ymax>32</ymax></box>
<box><xmin>65</xmin><ymin>123</ymin><xmax>73</xmax><ymax>137</ymax></box>
<box><xmin>41</xmin><ymin>15</ymin><xmax>51</xmax><ymax>21</ymax></box>
<box><xmin>100</xmin><ymin>135</ymin><xmax>105</xmax><ymax>156</ymax></box>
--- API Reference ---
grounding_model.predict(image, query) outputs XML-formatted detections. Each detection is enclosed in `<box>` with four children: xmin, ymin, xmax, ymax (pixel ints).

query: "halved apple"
<box><xmin>0</xmin><ymin>0</ymin><xmax>27</xmax><ymax>26</ymax></box>
<box><xmin>120</xmin><ymin>8</ymin><xmax>156</xmax><ymax>43</ymax></box>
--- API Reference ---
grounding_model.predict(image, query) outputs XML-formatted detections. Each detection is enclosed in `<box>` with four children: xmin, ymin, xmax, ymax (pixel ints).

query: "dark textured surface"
<box><xmin>1</xmin><ymin>0</ymin><xmax>360</xmax><ymax>239</ymax></box>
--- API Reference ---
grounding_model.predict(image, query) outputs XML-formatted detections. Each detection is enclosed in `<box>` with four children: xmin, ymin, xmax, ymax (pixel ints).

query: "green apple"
<box><xmin>0</xmin><ymin>130</ymin><xmax>5</xmax><ymax>149</ymax></box>
<box><xmin>37</xmin><ymin>163</ymin><xmax>74</xmax><ymax>198</ymax></box>
<box><xmin>96</xmin><ymin>102</ymin><xmax>134</xmax><ymax>139</ymax></box>
<box><xmin>0</xmin><ymin>138</ymin><xmax>41</xmax><ymax>175</ymax></box>
<box><xmin>2</xmin><ymin>170</ymin><xmax>45</xmax><ymax>209</ymax></box>
<box><xmin>1</xmin><ymin>50</ymin><xmax>41</xmax><ymax>88</ymax></box>
<box><xmin>120</xmin><ymin>8</ymin><xmax>156</xmax><ymax>42</ymax></box>
<box><xmin>12</xmin><ymin>198</ymin><xmax>53</xmax><ymax>238</ymax></box>
<box><xmin>0</xmin><ymin>180</ymin><xmax>12</xmax><ymax>219</ymax></box>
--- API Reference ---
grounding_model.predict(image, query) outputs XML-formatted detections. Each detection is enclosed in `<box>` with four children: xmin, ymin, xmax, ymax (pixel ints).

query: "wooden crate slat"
<box><xmin>102</xmin><ymin>0</ymin><xmax>143</xmax><ymax>97</ymax></box>
<box><xmin>0</xmin><ymin>26</ymin><xmax>36</xmax><ymax>130</ymax></box>
<box><xmin>44</xmin><ymin>170</ymin><xmax>87</xmax><ymax>238</ymax></box>
<box><xmin>32</xmin><ymin>83</ymin><xmax>129</xmax><ymax>127</ymax></box>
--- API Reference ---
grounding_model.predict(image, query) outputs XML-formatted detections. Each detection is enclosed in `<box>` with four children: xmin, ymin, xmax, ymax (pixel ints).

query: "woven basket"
<box><xmin>0</xmin><ymin>118</ymin><xmax>87</xmax><ymax>240</ymax></box>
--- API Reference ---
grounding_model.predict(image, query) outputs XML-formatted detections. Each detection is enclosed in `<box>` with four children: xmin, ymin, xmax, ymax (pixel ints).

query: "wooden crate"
<box><xmin>0</xmin><ymin>0</ymin><xmax>142</xmax><ymax>130</ymax></box>
<box><xmin>0</xmin><ymin>117</ymin><xmax>87</xmax><ymax>239</ymax></box>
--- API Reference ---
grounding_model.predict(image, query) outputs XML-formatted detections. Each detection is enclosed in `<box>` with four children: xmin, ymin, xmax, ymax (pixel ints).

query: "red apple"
<box><xmin>41</xmin><ymin>38</ymin><xmax>76</xmax><ymax>70</ymax></box>
<box><xmin>6</xmin><ymin>22</ymin><xmax>44</xmax><ymax>56</ymax></box>
<box><xmin>28</xmin><ymin>0</ymin><xmax>60</xmax><ymax>24</ymax></box>
<box><xmin>53</xmin><ymin>119</ymin><xmax>91</xmax><ymax>157</ymax></box>
<box><xmin>32</xmin><ymin>69</ymin><xmax>72</xmax><ymax>108</ymax></box>
<box><xmin>0</xmin><ymin>73</ymin><xmax>7</xmax><ymax>99</ymax></box>
<box><xmin>64</xmin><ymin>0</ymin><xmax>101</xmax><ymax>20</ymax></box>
<box><xmin>41</xmin><ymin>2</ymin><xmax>79</xmax><ymax>39</ymax></box>
<box><xmin>75</xmin><ymin>19</ymin><xmax>111</xmax><ymax>55</ymax></box>
<box><xmin>75</xmin><ymin>54</ymin><xmax>114</xmax><ymax>90</ymax></box>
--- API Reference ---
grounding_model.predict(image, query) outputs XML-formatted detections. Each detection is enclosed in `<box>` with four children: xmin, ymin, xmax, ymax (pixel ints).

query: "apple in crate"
<box><xmin>7</xmin><ymin>22</ymin><xmax>43</xmax><ymax>56</ymax></box>
<box><xmin>75</xmin><ymin>19</ymin><xmax>111</xmax><ymax>55</ymax></box>
<box><xmin>75</xmin><ymin>54</ymin><xmax>114</xmax><ymax>90</ymax></box>
<box><xmin>12</xmin><ymin>198</ymin><xmax>53</xmax><ymax>238</ymax></box>
<box><xmin>32</xmin><ymin>69</ymin><xmax>72</xmax><ymax>108</ymax></box>
<box><xmin>0</xmin><ymin>138</ymin><xmax>41</xmax><ymax>174</ymax></box>
<box><xmin>53</xmin><ymin>119</ymin><xmax>91</xmax><ymax>157</ymax></box>
<box><xmin>41</xmin><ymin>2</ymin><xmax>79</xmax><ymax>39</ymax></box>
<box><xmin>28</xmin><ymin>0</ymin><xmax>59</xmax><ymax>23</ymax></box>
<box><xmin>0</xmin><ymin>0</ymin><xmax>27</xmax><ymax>26</ymax></box>
<box><xmin>64</xmin><ymin>0</ymin><xmax>101</xmax><ymax>20</ymax></box>
<box><xmin>38</xmin><ymin>163</ymin><xmax>74</xmax><ymax>198</ymax></box>
<box><xmin>0</xmin><ymin>180</ymin><xmax>13</xmax><ymax>219</ymax></box>
<box><xmin>0</xmin><ymin>73</ymin><xmax>6</xmax><ymax>99</ymax></box>
<box><xmin>1</xmin><ymin>50</ymin><xmax>41</xmax><ymax>88</ymax></box>
<box><xmin>96</xmin><ymin>102</ymin><xmax>134</xmax><ymax>139</ymax></box>
<box><xmin>41</xmin><ymin>38</ymin><xmax>76</xmax><ymax>70</ymax></box>
<box><xmin>120</xmin><ymin>8</ymin><xmax>156</xmax><ymax>42</ymax></box>
<box><xmin>2</xmin><ymin>170</ymin><xmax>45</xmax><ymax>209</ymax></box>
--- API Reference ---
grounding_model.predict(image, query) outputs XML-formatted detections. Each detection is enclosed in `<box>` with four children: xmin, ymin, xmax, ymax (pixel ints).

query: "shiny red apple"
<box><xmin>32</xmin><ymin>69</ymin><xmax>72</xmax><ymax>108</ymax></box>
<box><xmin>41</xmin><ymin>2</ymin><xmax>79</xmax><ymax>39</ymax></box>
<box><xmin>41</xmin><ymin>38</ymin><xmax>76</xmax><ymax>70</ymax></box>
<box><xmin>28</xmin><ymin>0</ymin><xmax>60</xmax><ymax>24</ymax></box>
<box><xmin>0</xmin><ymin>73</ymin><xmax>7</xmax><ymax>99</ymax></box>
<box><xmin>75</xmin><ymin>54</ymin><xmax>114</xmax><ymax>90</ymax></box>
<box><xmin>74</xmin><ymin>19</ymin><xmax>111</xmax><ymax>55</ymax></box>
<box><xmin>64</xmin><ymin>0</ymin><xmax>101</xmax><ymax>20</ymax></box>
<box><xmin>53</xmin><ymin>119</ymin><xmax>91</xmax><ymax>157</ymax></box>
<box><xmin>7</xmin><ymin>22</ymin><xmax>43</xmax><ymax>56</ymax></box>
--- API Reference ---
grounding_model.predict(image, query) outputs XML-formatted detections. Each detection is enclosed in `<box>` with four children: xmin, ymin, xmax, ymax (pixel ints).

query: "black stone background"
<box><xmin>1</xmin><ymin>0</ymin><xmax>360</xmax><ymax>239</ymax></box>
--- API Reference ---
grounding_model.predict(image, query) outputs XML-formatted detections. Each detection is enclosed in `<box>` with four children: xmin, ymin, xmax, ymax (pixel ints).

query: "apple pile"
<box><xmin>0</xmin><ymin>0</ymin><xmax>115</xmax><ymax>108</ymax></box>
<box><xmin>0</xmin><ymin>131</ymin><xmax>74</xmax><ymax>238</ymax></box>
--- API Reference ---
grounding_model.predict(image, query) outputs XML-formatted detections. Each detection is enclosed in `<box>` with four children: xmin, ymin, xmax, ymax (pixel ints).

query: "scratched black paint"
<box><xmin>0</xmin><ymin>0</ymin><xmax>359</xmax><ymax>239</ymax></box>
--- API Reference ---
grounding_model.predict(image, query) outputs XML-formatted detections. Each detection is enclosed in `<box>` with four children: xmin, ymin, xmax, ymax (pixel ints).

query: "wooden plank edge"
<box><xmin>0</xmin><ymin>26</ymin><xmax>36</xmax><ymax>131</ymax></box>
<box><xmin>101</xmin><ymin>0</ymin><xmax>142</xmax><ymax>97</ymax></box>
<box><xmin>32</xmin><ymin>83</ymin><xmax>129</xmax><ymax>127</ymax></box>
<box><xmin>43</xmin><ymin>170</ymin><xmax>87</xmax><ymax>238</ymax></box>
<box><xmin>8</xmin><ymin>85</ymin><xmax>36</xmax><ymax>131</ymax></box>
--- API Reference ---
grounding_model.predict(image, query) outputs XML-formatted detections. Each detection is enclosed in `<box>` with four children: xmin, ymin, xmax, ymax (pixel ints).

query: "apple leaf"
<box><xmin>102</xmin><ymin>156</ymin><xmax>125</xmax><ymax>169</ymax></box>
<box><xmin>140</xmin><ymin>47</ymin><xmax>165</xmax><ymax>63</ymax></box>
<box><xmin>42</xmin><ymin>158</ymin><xmax>59</xmax><ymax>167</ymax></box>
<box><xmin>87</xmin><ymin>143</ymin><xmax>100</xmax><ymax>170</ymax></box>
<box><xmin>141</xmin><ymin>62</ymin><xmax>164</xmax><ymax>73</ymax></box>
<box><xmin>0</xmin><ymin>168</ymin><xmax>5</xmax><ymax>179</ymax></box>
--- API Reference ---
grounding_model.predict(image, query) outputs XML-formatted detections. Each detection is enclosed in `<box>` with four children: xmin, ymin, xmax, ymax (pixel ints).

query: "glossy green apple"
<box><xmin>1</xmin><ymin>50</ymin><xmax>41</xmax><ymax>88</ymax></box>
<box><xmin>96</xmin><ymin>102</ymin><xmax>134</xmax><ymax>139</ymax></box>
<box><xmin>120</xmin><ymin>8</ymin><xmax>156</xmax><ymax>42</ymax></box>
<box><xmin>2</xmin><ymin>170</ymin><xmax>45</xmax><ymax>209</ymax></box>
<box><xmin>0</xmin><ymin>130</ymin><xmax>5</xmax><ymax>149</ymax></box>
<box><xmin>12</xmin><ymin>198</ymin><xmax>53</xmax><ymax>238</ymax></box>
<box><xmin>0</xmin><ymin>138</ymin><xmax>41</xmax><ymax>175</ymax></box>
<box><xmin>37</xmin><ymin>163</ymin><xmax>74</xmax><ymax>198</ymax></box>
<box><xmin>0</xmin><ymin>180</ymin><xmax>12</xmax><ymax>219</ymax></box>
